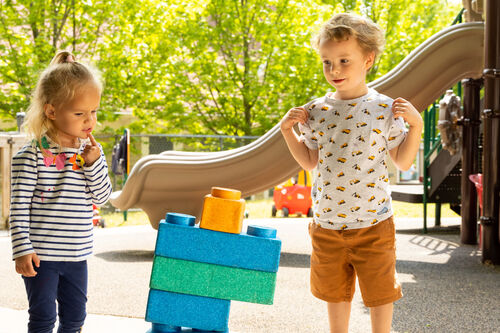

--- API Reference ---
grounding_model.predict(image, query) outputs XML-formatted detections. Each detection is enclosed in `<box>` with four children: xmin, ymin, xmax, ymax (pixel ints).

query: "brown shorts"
<box><xmin>309</xmin><ymin>216</ymin><xmax>402</xmax><ymax>307</ymax></box>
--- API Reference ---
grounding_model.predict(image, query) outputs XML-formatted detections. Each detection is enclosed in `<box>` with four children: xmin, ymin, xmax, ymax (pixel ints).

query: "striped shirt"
<box><xmin>9</xmin><ymin>137</ymin><xmax>112</xmax><ymax>261</ymax></box>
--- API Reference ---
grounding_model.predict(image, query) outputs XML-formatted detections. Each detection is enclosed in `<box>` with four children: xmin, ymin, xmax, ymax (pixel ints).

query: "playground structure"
<box><xmin>110</xmin><ymin>6</ymin><xmax>500</xmax><ymax>264</ymax></box>
<box><xmin>110</xmin><ymin>21</ymin><xmax>483</xmax><ymax>222</ymax></box>
<box><xmin>145</xmin><ymin>187</ymin><xmax>281</xmax><ymax>332</ymax></box>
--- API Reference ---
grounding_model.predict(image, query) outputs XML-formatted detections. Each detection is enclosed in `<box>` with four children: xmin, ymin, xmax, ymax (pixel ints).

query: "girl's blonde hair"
<box><xmin>313</xmin><ymin>13</ymin><xmax>385</xmax><ymax>59</ymax></box>
<box><xmin>23</xmin><ymin>50</ymin><xmax>103</xmax><ymax>144</ymax></box>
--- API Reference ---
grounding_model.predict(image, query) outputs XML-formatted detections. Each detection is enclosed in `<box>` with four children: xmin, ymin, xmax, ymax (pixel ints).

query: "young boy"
<box><xmin>280</xmin><ymin>13</ymin><xmax>423</xmax><ymax>333</ymax></box>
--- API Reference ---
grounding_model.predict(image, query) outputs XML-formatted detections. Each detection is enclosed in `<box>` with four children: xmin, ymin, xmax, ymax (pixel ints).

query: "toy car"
<box><xmin>272</xmin><ymin>170</ymin><xmax>313</xmax><ymax>217</ymax></box>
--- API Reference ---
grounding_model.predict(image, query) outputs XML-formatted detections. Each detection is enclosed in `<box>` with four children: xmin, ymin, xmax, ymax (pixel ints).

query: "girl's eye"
<box><xmin>75</xmin><ymin>113</ymin><xmax>83</xmax><ymax>116</ymax></box>
<box><xmin>323</xmin><ymin>61</ymin><xmax>331</xmax><ymax>66</ymax></box>
<box><xmin>341</xmin><ymin>59</ymin><xmax>349</xmax><ymax>64</ymax></box>
<box><xmin>91</xmin><ymin>110</ymin><xmax>98</xmax><ymax>114</ymax></box>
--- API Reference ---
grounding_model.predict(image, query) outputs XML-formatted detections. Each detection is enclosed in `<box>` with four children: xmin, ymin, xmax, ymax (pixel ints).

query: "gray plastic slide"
<box><xmin>110</xmin><ymin>22</ymin><xmax>484</xmax><ymax>229</ymax></box>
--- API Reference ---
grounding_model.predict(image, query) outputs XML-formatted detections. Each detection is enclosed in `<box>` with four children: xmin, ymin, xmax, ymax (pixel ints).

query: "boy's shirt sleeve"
<box><xmin>298</xmin><ymin>100</ymin><xmax>319</xmax><ymax>150</ymax></box>
<box><xmin>9</xmin><ymin>145</ymin><xmax>37</xmax><ymax>260</ymax></box>
<box><xmin>83</xmin><ymin>144</ymin><xmax>112</xmax><ymax>206</ymax></box>
<box><xmin>385</xmin><ymin>114</ymin><xmax>407</xmax><ymax>151</ymax></box>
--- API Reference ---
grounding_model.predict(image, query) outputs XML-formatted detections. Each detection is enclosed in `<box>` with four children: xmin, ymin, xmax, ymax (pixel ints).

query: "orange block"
<box><xmin>200</xmin><ymin>187</ymin><xmax>245</xmax><ymax>234</ymax></box>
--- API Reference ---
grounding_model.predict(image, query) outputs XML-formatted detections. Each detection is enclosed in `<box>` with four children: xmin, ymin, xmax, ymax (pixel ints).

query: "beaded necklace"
<box><xmin>34</xmin><ymin>136</ymin><xmax>85</xmax><ymax>170</ymax></box>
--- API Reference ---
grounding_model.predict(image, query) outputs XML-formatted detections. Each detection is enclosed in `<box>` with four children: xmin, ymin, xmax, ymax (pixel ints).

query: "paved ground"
<box><xmin>1</xmin><ymin>217</ymin><xmax>499</xmax><ymax>332</ymax></box>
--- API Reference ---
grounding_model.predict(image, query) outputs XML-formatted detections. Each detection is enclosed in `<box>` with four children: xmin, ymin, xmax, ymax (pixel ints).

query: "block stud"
<box><xmin>166</xmin><ymin>213</ymin><xmax>196</xmax><ymax>227</ymax></box>
<box><xmin>247</xmin><ymin>225</ymin><xmax>277</xmax><ymax>239</ymax></box>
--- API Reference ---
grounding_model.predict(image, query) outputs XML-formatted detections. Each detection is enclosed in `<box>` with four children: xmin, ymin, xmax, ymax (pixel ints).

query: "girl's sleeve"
<box><xmin>83</xmin><ymin>144</ymin><xmax>112</xmax><ymax>206</ymax></box>
<box><xmin>9</xmin><ymin>145</ymin><xmax>38</xmax><ymax>260</ymax></box>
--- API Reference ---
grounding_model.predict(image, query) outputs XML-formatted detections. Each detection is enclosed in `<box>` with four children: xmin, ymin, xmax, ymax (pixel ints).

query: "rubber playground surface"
<box><xmin>1</xmin><ymin>217</ymin><xmax>499</xmax><ymax>332</ymax></box>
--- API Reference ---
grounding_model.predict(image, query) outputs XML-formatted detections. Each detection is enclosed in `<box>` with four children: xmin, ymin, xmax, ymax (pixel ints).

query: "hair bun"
<box><xmin>50</xmin><ymin>51</ymin><xmax>76</xmax><ymax>65</ymax></box>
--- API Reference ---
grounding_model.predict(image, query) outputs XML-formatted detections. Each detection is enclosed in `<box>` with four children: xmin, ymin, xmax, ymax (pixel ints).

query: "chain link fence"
<box><xmin>94</xmin><ymin>133</ymin><xmax>259</xmax><ymax>194</ymax></box>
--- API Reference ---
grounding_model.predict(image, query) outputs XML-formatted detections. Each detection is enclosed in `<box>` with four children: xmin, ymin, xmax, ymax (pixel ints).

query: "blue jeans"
<box><xmin>22</xmin><ymin>260</ymin><xmax>88</xmax><ymax>333</ymax></box>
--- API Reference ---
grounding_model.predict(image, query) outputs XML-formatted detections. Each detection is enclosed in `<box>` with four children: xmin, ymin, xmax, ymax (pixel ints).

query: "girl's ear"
<box><xmin>44</xmin><ymin>104</ymin><xmax>56</xmax><ymax>120</ymax></box>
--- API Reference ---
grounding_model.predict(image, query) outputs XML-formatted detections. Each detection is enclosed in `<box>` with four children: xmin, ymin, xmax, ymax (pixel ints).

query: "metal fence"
<box><xmin>94</xmin><ymin>133</ymin><xmax>259</xmax><ymax>192</ymax></box>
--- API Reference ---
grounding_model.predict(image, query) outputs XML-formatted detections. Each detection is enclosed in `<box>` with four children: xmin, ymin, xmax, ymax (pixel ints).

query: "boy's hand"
<box><xmin>15</xmin><ymin>253</ymin><xmax>40</xmax><ymax>277</ymax></box>
<box><xmin>392</xmin><ymin>98</ymin><xmax>423</xmax><ymax>128</ymax></box>
<box><xmin>81</xmin><ymin>133</ymin><xmax>101</xmax><ymax>167</ymax></box>
<box><xmin>280</xmin><ymin>107</ymin><xmax>309</xmax><ymax>131</ymax></box>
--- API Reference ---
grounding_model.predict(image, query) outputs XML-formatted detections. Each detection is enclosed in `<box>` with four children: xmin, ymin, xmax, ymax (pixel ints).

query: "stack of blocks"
<box><xmin>145</xmin><ymin>187</ymin><xmax>282</xmax><ymax>333</ymax></box>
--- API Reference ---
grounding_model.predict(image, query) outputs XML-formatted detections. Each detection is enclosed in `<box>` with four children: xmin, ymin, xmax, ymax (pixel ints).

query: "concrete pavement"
<box><xmin>1</xmin><ymin>217</ymin><xmax>499</xmax><ymax>332</ymax></box>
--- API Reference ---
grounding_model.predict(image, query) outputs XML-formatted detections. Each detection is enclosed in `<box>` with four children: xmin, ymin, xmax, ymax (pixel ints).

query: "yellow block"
<box><xmin>200</xmin><ymin>187</ymin><xmax>245</xmax><ymax>234</ymax></box>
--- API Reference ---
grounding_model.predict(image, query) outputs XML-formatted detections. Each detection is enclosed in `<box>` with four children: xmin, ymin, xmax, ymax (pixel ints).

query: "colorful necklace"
<box><xmin>34</xmin><ymin>136</ymin><xmax>85</xmax><ymax>170</ymax></box>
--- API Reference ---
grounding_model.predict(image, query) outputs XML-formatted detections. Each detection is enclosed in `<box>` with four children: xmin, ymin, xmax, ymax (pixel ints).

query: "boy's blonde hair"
<box><xmin>23</xmin><ymin>50</ymin><xmax>103</xmax><ymax>144</ymax></box>
<box><xmin>314</xmin><ymin>13</ymin><xmax>385</xmax><ymax>59</ymax></box>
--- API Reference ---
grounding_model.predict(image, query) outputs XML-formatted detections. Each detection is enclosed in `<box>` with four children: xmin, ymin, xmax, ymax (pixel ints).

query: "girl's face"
<box><xmin>45</xmin><ymin>83</ymin><xmax>101</xmax><ymax>147</ymax></box>
<box><xmin>319</xmin><ymin>37</ymin><xmax>374</xmax><ymax>100</ymax></box>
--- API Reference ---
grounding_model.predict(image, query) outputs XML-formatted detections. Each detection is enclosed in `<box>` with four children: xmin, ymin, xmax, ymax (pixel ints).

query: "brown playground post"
<box><xmin>481</xmin><ymin>0</ymin><xmax>500</xmax><ymax>264</ymax></box>
<box><xmin>460</xmin><ymin>78</ymin><xmax>482</xmax><ymax>245</ymax></box>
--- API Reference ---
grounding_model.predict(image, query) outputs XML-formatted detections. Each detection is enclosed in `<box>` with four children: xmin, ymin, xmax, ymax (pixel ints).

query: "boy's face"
<box><xmin>319</xmin><ymin>37</ymin><xmax>374</xmax><ymax>100</ymax></box>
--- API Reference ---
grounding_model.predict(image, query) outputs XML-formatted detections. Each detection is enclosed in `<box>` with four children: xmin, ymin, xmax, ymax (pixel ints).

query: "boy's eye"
<box><xmin>74</xmin><ymin>113</ymin><xmax>83</xmax><ymax>116</ymax></box>
<box><xmin>91</xmin><ymin>110</ymin><xmax>98</xmax><ymax>114</ymax></box>
<box><xmin>323</xmin><ymin>60</ymin><xmax>331</xmax><ymax>66</ymax></box>
<box><xmin>341</xmin><ymin>59</ymin><xmax>349</xmax><ymax>64</ymax></box>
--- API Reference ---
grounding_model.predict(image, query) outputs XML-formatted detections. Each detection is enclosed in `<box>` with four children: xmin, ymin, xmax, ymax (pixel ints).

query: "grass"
<box><xmin>100</xmin><ymin>199</ymin><xmax>460</xmax><ymax>228</ymax></box>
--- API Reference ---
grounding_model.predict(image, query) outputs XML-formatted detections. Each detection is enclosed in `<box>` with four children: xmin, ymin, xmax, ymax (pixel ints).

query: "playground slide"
<box><xmin>110</xmin><ymin>22</ymin><xmax>484</xmax><ymax>229</ymax></box>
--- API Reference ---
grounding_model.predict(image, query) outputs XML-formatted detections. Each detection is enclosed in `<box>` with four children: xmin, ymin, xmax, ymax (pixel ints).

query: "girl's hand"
<box><xmin>15</xmin><ymin>253</ymin><xmax>40</xmax><ymax>277</ymax></box>
<box><xmin>81</xmin><ymin>133</ymin><xmax>101</xmax><ymax>167</ymax></box>
<box><xmin>280</xmin><ymin>107</ymin><xmax>309</xmax><ymax>131</ymax></box>
<box><xmin>392</xmin><ymin>98</ymin><xmax>423</xmax><ymax>128</ymax></box>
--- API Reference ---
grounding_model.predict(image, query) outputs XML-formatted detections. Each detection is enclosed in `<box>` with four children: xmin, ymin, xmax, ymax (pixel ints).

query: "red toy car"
<box><xmin>272</xmin><ymin>170</ymin><xmax>313</xmax><ymax>217</ymax></box>
<box><xmin>92</xmin><ymin>204</ymin><xmax>106</xmax><ymax>228</ymax></box>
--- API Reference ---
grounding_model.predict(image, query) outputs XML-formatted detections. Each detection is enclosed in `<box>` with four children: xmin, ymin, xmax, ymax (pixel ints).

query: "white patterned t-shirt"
<box><xmin>298</xmin><ymin>88</ymin><xmax>407</xmax><ymax>230</ymax></box>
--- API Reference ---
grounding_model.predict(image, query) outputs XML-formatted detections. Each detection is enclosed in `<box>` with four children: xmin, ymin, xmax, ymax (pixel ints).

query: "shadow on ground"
<box><xmin>392</xmin><ymin>231</ymin><xmax>500</xmax><ymax>332</ymax></box>
<box><xmin>95</xmin><ymin>250</ymin><xmax>154</xmax><ymax>262</ymax></box>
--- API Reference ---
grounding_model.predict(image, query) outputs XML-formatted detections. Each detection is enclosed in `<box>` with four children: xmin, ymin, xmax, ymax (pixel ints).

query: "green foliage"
<box><xmin>0</xmin><ymin>0</ymin><xmax>461</xmax><ymax>140</ymax></box>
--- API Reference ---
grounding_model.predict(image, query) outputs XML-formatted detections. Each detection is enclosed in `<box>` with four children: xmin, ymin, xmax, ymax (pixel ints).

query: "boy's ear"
<box><xmin>365</xmin><ymin>52</ymin><xmax>375</xmax><ymax>70</ymax></box>
<box><xmin>44</xmin><ymin>104</ymin><xmax>56</xmax><ymax>120</ymax></box>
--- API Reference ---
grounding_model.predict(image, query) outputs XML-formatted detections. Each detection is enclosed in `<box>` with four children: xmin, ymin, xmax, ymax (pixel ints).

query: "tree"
<box><xmin>0</xmin><ymin>0</ymin><xmax>112</xmax><ymax>121</ymax></box>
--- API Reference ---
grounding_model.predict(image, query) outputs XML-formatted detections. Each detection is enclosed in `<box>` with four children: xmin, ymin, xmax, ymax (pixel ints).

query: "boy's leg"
<box><xmin>56</xmin><ymin>261</ymin><xmax>88</xmax><ymax>333</ymax></box>
<box><xmin>22</xmin><ymin>261</ymin><xmax>59</xmax><ymax>333</ymax></box>
<box><xmin>327</xmin><ymin>301</ymin><xmax>351</xmax><ymax>333</ymax></box>
<box><xmin>370</xmin><ymin>303</ymin><xmax>393</xmax><ymax>333</ymax></box>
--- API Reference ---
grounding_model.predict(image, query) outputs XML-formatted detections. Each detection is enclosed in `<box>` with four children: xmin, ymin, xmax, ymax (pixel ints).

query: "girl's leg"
<box><xmin>56</xmin><ymin>261</ymin><xmax>88</xmax><ymax>333</ymax></box>
<box><xmin>370</xmin><ymin>302</ymin><xmax>393</xmax><ymax>333</ymax></box>
<box><xmin>327</xmin><ymin>301</ymin><xmax>351</xmax><ymax>333</ymax></box>
<box><xmin>22</xmin><ymin>261</ymin><xmax>59</xmax><ymax>333</ymax></box>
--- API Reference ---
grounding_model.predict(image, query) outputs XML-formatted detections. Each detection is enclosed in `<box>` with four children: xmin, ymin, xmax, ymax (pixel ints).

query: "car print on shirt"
<box><xmin>363</xmin><ymin>109</ymin><xmax>371</xmax><ymax>115</ymax></box>
<box><xmin>356</xmin><ymin>122</ymin><xmax>367</xmax><ymax>128</ymax></box>
<box><xmin>323</xmin><ymin>207</ymin><xmax>332</xmax><ymax>213</ymax></box>
<box><xmin>367</xmin><ymin>183</ymin><xmax>375</xmax><ymax>188</ymax></box>
<box><xmin>319</xmin><ymin>118</ymin><xmax>326</xmax><ymax>124</ymax></box>
<box><xmin>368</xmin><ymin>195</ymin><xmax>376</xmax><ymax>202</ymax></box>
<box><xmin>338</xmin><ymin>213</ymin><xmax>347</xmax><ymax>218</ymax></box>
<box><xmin>357</xmin><ymin>135</ymin><xmax>365</xmax><ymax>142</ymax></box>
<box><xmin>373</xmin><ymin>128</ymin><xmax>382</xmax><ymax>134</ymax></box>
<box><xmin>348</xmin><ymin>103</ymin><xmax>357</xmax><ymax>107</ymax></box>
<box><xmin>352</xmin><ymin>150</ymin><xmax>362</xmax><ymax>156</ymax></box>
<box><xmin>321</xmin><ymin>106</ymin><xmax>329</xmax><ymax>111</ymax></box>
<box><xmin>367</xmin><ymin>168</ymin><xmax>375</xmax><ymax>174</ymax></box>
<box><xmin>367</xmin><ymin>209</ymin><xmax>377</xmax><ymax>213</ymax></box>
<box><xmin>371</xmin><ymin>140</ymin><xmax>377</xmax><ymax>146</ymax></box>
<box><xmin>352</xmin><ymin>192</ymin><xmax>361</xmax><ymax>199</ymax></box>
<box><xmin>325</xmin><ymin>152</ymin><xmax>333</xmax><ymax>157</ymax></box>
<box><xmin>345</xmin><ymin>114</ymin><xmax>353</xmax><ymax>120</ymax></box>
<box><xmin>353</xmin><ymin>164</ymin><xmax>361</xmax><ymax>171</ymax></box>
<box><xmin>349</xmin><ymin>179</ymin><xmax>360</xmax><ymax>185</ymax></box>
<box><xmin>341</xmin><ymin>143</ymin><xmax>348</xmax><ymax>149</ymax></box>
<box><xmin>328</xmin><ymin>123</ymin><xmax>337</xmax><ymax>130</ymax></box>
<box><xmin>350</xmin><ymin>206</ymin><xmax>360</xmax><ymax>212</ymax></box>
<box><xmin>379</xmin><ymin>103</ymin><xmax>389</xmax><ymax>108</ymax></box>
<box><xmin>342</xmin><ymin>129</ymin><xmax>351</xmax><ymax>134</ymax></box>
<box><xmin>336</xmin><ymin>186</ymin><xmax>346</xmax><ymax>192</ymax></box>
<box><xmin>337</xmin><ymin>157</ymin><xmax>346</xmax><ymax>163</ymax></box>
<box><xmin>377</xmin><ymin>115</ymin><xmax>385</xmax><ymax>120</ymax></box>
<box><xmin>338</xmin><ymin>200</ymin><xmax>346</xmax><ymax>205</ymax></box>
<box><xmin>368</xmin><ymin>155</ymin><xmax>375</xmax><ymax>160</ymax></box>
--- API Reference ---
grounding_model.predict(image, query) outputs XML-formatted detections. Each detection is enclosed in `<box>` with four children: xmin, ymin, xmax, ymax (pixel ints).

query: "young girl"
<box><xmin>9</xmin><ymin>51</ymin><xmax>112</xmax><ymax>332</ymax></box>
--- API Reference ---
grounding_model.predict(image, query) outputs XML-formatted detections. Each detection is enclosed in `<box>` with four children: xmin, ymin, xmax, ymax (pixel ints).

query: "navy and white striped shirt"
<box><xmin>9</xmin><ymin>136</ymin><xmax>112</xmax><ymax>261</ymax></box>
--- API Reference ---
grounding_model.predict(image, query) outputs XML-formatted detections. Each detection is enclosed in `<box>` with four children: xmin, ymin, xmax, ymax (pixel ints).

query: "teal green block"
<box><xmin>150</xmin><ymin>256</ymin><xmax>277</xmax><ymax>305</ymax></box>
